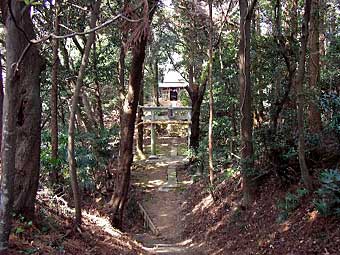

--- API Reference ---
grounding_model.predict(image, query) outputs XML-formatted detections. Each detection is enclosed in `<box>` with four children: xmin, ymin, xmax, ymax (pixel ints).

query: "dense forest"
<box><xmin>0</xmin><ymin>0</ymin><xmax>339</xmax><ymax>254</ymax></box>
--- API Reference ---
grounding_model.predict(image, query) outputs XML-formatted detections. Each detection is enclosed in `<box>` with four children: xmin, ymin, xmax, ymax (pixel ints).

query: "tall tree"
<box><xmin>0</xmin><ymin>0</ymin><xmax>44</xmax><ymax>250</ymax></box>
<box><xmin>109</xmin><ymin>0</ymin><xmax>157</xmax><ymax>229</ymax></box>
<box><xmin>208</xmin><ymin>0</ymin><xmax>214</xmax><ymax>185</ymax></box>
<box><xmin>186</xmin><ymin>65</ymin><xmax>208</xmax><ymax>151</ymax></box>
<box><xmin>239</xmin><ymin>0</ymin><xmax>257</xmax><ymax>205</ymax></box>
<box><xmin>153</xmin><ymin>58</ymin><xmax>160</xmax><ymax>106</ymax></box>
<box><xmin>67</xmin><ymin>0</ymin><xmax>101</xmax><ymax>226</ymax></box>
<box><xmin>270</xmin><ymin>0</ymin><xmax>297</xmax><ymax>175</ymax></box>
<box><xmin>0</xmin><ymin>49</ymin><xmax>4</xmax><ymax>151</ymax></box>
<box><xmin>295</xmin><ymin>0</ymin><xmax>313</xmax><ymax>188</ymax></box>
<box><xmin>11</xmin><ymin>5</ymin><xmax>44</xmax><ymax>218</ymax></box>
<box><xmin>50</xmin><ymin>0</ymin><xmax>61</xmax><ymax>188</ymax></box>
<box><xmin>307</xmin><ymin>0</ymin><xmax>322</xmax><ymax>133</ymax></box>
<box><xmin>166</xmin><ymin>0</ymin><xmax>209</xmax><ymax>152</ymax></box>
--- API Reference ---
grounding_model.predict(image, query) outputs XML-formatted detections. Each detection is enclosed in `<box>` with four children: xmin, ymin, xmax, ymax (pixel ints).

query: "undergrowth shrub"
<box><xmin>41</xmin><ymin>126</ymin><xmax>119</xmax><ymax>192</ymax></box>
<box><xmin>277</xmin><ymin>188</ymin><xmax>309</xmax><ymax>222</ymax></box>
<box><xmin>314</xmin><ymin>169</ymin><xmax>340</xmax><ymax>217</ymax></box>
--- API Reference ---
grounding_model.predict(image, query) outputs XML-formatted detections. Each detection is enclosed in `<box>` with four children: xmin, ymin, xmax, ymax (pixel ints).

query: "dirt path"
<box><xmin>132</xmin><ymin>138</ymin><xmax>201</xmax><ymax>254</ymax></box>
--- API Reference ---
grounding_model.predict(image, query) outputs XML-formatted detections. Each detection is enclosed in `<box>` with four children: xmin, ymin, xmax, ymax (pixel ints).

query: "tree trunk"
<box><xmin>82</xmin><ymin>92</ymin><xmax>98</xmax><ymax>131</ymax></box>
<box><xmin>12</xmin><ymin>7</ymin><xmax>44</xmax><ymax>219</ymax></box>
<box><xmin>153</xmin><ymin>59</ymin><xmax>160</xmax><ymax>106</ymax></box>
<box><xmin>0</xmin><ymin>49</ymin><xmax>4</xmax><ymax>151</ymax></box>
<box><xmin>307</xmin><ymin>0</ymin><xmax>322</xmax><ymax>133</ymax></box>
<box><xmin>288</xmin><ymin>0</ymin><xmax>298</xmax><ymax>39</ymax></box>
<box><xmin>67</xmin><ymin>0</ymin><xmax>101</xmax><ymax>226</ymax></box>
<box><xmin>319</xmin><ymin>0</ymin><xmax>325</xmax><ymax>67</ymax></box>
<box><xmin>239</xmin><ymin>0</ymin><xmax>257</xmax><ymax>205</ymax></box>
<box><xmin>272</xmin><ymin>0</ymin><xmax>296</xmax><ymax>132</ymax></box>
<box><xmin>186</xmin><ymin>64</ymin><xmax>207</xmax><ymax>151</ymax></box>
<box><xmin>208</xmin><ymin>0</ymin><xmax>214</xmax><ymax>185</ymax></box>
<box><xmin>296</xmin><ymin>0</ymin><xmax>313</xmax><ymax>189</ymax></box>
<box><xmin>0</xmin><ymin>0</ymin><xmax>44</xmax><ymax>250</ymax></box>
<box><xmin>0</xmin><ymin>6</ymin><xmax>18</xmax><ymax>249</ymax></box>
<box><xmin>50</xmin><ymin>0</ymin><xmax>61</xmax><ymax>188</ymax></box>
<box><xmin>110</xmin><ymin>0</ymin><xmax>157</xmax><ymax>229</ymax></box>
<box><xmin>110</xmin><ymin>39</ymin><xmax>148</xmax><ymax>229</ymax></box>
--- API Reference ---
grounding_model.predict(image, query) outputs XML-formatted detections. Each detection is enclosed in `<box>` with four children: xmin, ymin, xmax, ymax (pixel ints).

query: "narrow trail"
<box><xmin>132</xmin><ymin>137</ymin><xmax>202</xmax><ymax>255</ymax></box>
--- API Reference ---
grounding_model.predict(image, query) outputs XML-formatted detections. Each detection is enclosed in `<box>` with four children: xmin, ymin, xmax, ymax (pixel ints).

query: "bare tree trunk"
<box><xmin>110</xmin><ymin>39</ymin><xmax>148</xmax><ymax>229</ymax></box>
<box><xmin>0</xmin><ymin>7</ymin><xmax>18</xmax><ymax>249</ymax></box>
<box><xmin>12</xmin><ymin>7</ymin><xmax>44</xmax><ymax>219</ymax></box>
<box><xmin>319</xmin><ymin>0</ymin><xmax>326</xmax><ymax>67</ymax></box>
<box><xmin>307</xmin><ymin>0</ymin><xmax>322</xmax><ymax>133</ymax></box>
<box><xmin>0</xmin><ymin>49</ymin><xmax>3</xmax><ymax>151</ymax></box>
<box><xmin>270</xmin><ymin>0</ymin><xmax>297</xmax><ymax>176</ymax></box>
<box><xmin>153</xmin><ymin>59</ymin><xmax>160</xmax><ymax>106</ymax></box>
<box><xmin>239</xmin><ymin>0</ymin><xmax>257</xmax><ymax>205</ymax></box>
<box><xmin>0</xmin><ymin>0</ymin><xmax>44</xmax><ymax>250</ymax></box>
<box><xmin>110</xmin><ymin>0</ymin><xmax>157</xmax><ymax>229</ymax></box>
<box><xmin>296</xmin><ymin>0</ymin><xmax>313</xmax><ymax>189</ymax></box>
<box><xmin>186</xmin><ymin>64</ymin><xmax>207</xmax><ymax>151</ymax></box>
<box><xmin>208</xmin><ymin>0</ymin><xmax>214</xmax><ymax>185</ymax></box>
<box><xmin>81</xmin><ymin>92</ymin><xmax>98</xmax><ymax>131</ymax></box>
<box><xmin>67</xmin><ymin>0</ymin><xmax>101</xmax><ymax>226</ymax></box>
<box><xmin>288</xmin><ymin>0</ymin><xmax>298</xmax><ymax>39</ymax></box>
<box><xmin>50</xmin><ymin>0</ymin><xmax>61</xmax><ymax>188</ymax></box>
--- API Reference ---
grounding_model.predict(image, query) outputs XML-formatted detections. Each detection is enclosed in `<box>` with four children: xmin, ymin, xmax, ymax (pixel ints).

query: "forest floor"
<box><xmin>180</xmin><ymin>170</ymin><xmax>340</xmax><ymax>255</ymax></box>
<box><xmin>8</xmin><ymin>187</ymin><xmax>149</xmax><ymax>255</ymax></box>
<box><xmin>130</xmin><ymin>136</ymin><xmax>340</xmax><ymax>255</ymax></box>
<box><xmin>8</xmin><ymin>136</ymin><xmax>340</xmax><ymax>254</ymax></box>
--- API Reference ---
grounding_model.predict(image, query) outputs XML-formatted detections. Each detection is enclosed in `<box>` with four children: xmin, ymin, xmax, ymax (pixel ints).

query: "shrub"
<box><xmin>314</xmin><ymin>169</ymin><xmax>340</xmax><ymax>217</ymax></box>
<box><xmin>277</xmin><ymin>188</ymin><xmax>309</xmax><ymax>222</ymax></box>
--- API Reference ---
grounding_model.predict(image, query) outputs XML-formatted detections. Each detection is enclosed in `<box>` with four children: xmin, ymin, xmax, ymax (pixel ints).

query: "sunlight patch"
<box><xmin>192</xmin><ymin>194</ymin><xmax>214</xmax><ymax>213</ymax></box>
<box><xmin>83</xmin><ymin>211</ymin><xmax>122</xmax><ymax>238</ymax></box>
<box><xmin>307</xmin><ymin>210</ymin><xmax>318</xmax><ymax>222</ymax></box>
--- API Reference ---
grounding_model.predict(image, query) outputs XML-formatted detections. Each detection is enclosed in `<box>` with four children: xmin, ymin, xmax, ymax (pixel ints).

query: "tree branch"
<box><xmin>165</xmin><ymin>50</ymin><xmax>189</xmax><ymax>83</ymax></box>
<box><xmin>31</xmin><ymin>13</ymin><xmax>143</xmax><ymax>44</ymax></box>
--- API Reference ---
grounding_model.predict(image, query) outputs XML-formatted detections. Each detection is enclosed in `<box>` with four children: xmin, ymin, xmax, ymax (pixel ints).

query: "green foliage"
<box><xmin>41</xmin><ymin>126</ymin><xmax>119</xmax><ymax>191</ymax></box>
<box><xmin>320</xmin><ymin>93</ymin><xmax>340</xmax><ymax>138</ymax></box>
<box><xmin>187</xmin><ymin>140</ymin><xmax>208</xmax><ymax>177</ymax></box>
<box><xmin>277</xmin><ymin>188</ymin><xmax>309</xmax><ymax>222</ymax></box>
<box><xmin>23</xmin><ymin>0</ymin><xmax>42</xmax><ymax>6</ymax></box>
<box><xmin>314</xmin><ymin>169</ymin><xmax>340</xmax><ymax>217</ymax></box>
<box><xmin>179</xmin><ymin>90</ymin><xmax>190</xmax><ymax>106</ymax></box>
<box><xmin>321</xmin><ymin>34</ymin><xmax>340</xmax><ymax>91</ymax></box>
<box><xmin>15</xmin><ymin>226</ymin><xmax>25</xmax><ymax>235</ymax></box>
<box><xmin>20</xmin><ymin>248</ymin><xmax>39</xmax><ymax>254</ymax></box>
<box><xmin>222</xmin><ymin>165</ymin><xmax>239</xmax><ymax>180</ymax></box>
<box><xmin>12</xmin><ymin>214</ymin><xmax>34</xmax><ymax>236</ymax></box>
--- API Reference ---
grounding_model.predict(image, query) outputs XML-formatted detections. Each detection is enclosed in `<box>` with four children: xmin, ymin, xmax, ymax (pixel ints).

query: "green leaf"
<box><xmin>15</xmin><ymin>227</ymin><xmax>25</xmax><ymax>234</ymax></box>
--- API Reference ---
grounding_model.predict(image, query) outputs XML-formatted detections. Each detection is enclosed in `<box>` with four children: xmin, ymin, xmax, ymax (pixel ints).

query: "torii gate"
<box><xmin>137</xmin><ymin>105</ymin><xmax>192</xmax><ymax>158</ymax></box>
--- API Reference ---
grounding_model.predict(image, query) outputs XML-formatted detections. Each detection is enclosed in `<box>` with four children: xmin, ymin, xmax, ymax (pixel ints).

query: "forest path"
<box><xmin>132</xmin><ymin>137</ymin><xmax>202</xmax><ymax>255</ymax></box>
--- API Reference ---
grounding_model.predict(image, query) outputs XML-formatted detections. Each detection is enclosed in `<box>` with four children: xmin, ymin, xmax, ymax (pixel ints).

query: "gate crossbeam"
<box><xmin>136</xmin><ymin>106</ymin><xmax>192</xmax><ymax>158</ymax></box>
